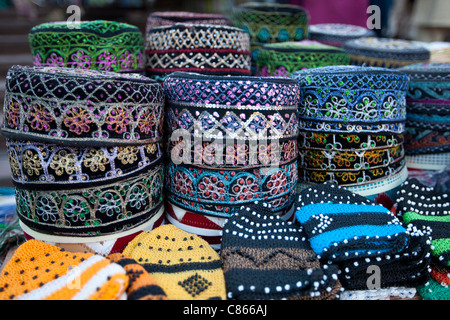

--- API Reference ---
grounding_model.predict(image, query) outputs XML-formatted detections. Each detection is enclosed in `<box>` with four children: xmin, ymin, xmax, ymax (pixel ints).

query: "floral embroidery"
<box><xmin>119</xmin><ymin>50</ymin><xmax>134</xmax><ymax>70</ymax></box>
<box><xmin>98</xmin><ymin>51</ymin><xmax>117</xmax><ymax>71</ymax></box>
<box><xmin>49</xmin><ymin>149</ymin><xmax>77</xmax><ymax>175</ymax></box>
<box><xmin>46</xmin><ymin>52</ymin><xmax>64</xmax><ymax>67</ymax></box>
<box><xmin>71</xmin><ymin>50</ymin><xmax>91</xmax><ymax>69</ymax></box>
<box><xmin>22</xmin><ymin>149</ymin><xmax>43</xmax><ymax>176</ymax></box>
<box><xmin>6</xmin><ymin>101</ymin><xmax>21</xmax><ymax>128</ymax></box>
<box><xmin>83</xmin><ymin>148</ymin><xmax>110</xmax><ymax>172</ymax></box>
<box><xmin>138</xmin><ymin>109</ymin><xmax>157</xmax><ymax>135</ymax></box>
<box><xmin>105</xmin><ymin>107</ymin><xmax>131</xmax><ymax>134</ymax></box>
<box><xmin>63</xmin><ymin>107</ymin><xmax>92</xmax><ymax>135</ymax></box>
<box><xmin>117</xmin><ymin>146</ymin><xmax>139</xmax><ymax>165</ymax></box>
<box><xmin>26</xmin><ymin>104</ymin><xmax>53</xmax><ymax>132</ymax></box>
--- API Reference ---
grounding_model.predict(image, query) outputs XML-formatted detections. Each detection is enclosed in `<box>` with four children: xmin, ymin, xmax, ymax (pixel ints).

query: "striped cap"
<box><xmin>0</xmin><ymin>240</ymin><xmax>128</xmax><ymax>300</ymax></box>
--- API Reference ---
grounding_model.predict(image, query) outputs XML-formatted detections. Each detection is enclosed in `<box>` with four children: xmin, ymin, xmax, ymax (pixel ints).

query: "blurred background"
<box><xmin>0</xmin><ymin>0</ymin><xmax>448</xmax><ymax>187</ymax></box>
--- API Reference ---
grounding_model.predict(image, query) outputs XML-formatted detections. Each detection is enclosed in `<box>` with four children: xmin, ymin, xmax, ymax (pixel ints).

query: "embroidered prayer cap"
<box><xmin>29</xmin><ymin>20</ymin><xmax>145</xmax><ymax>73</ymax></box>
<box><xmin>308</xmin><ymin>23</ymin><xmax>375</xmax><ymax>48</ymax></box>
<box><xmin>165</xmin><ymin>161</ymin><xmax>298</xmax><ymax>218</ymax></box>
<box><xmin>231</xmin><ymin>2</ymin><xmax>309</xmax><ymax>45</ymax></box>
<box><xmin>220</xmin><ymin>201</ymin><xmax>342</xmax><ymax>300</ymax></box>
<box><xmin>0</xmin><ymin>239</ymin><xmax>129</xmax><ymax>300</ymax></box>
<box><xmin>294</xmin><ymin>182</ymin><xmax>409</xmax><ymax>262</ymax></box>
<box><xmin>163</xmin><ymin>71</ymin><xmax>300</xmax><ymax>142</ymax></box>
<box><xmin>2</xmin><ymin>65</ymin><xmax>164</xmax><ymax>147</ymax></box>
<box><xmin>6</xmin><ymin>138</ymin><xmax>163</xmax><ymax>189</ymax></box>
<box><xmin>122</xmin><ymin>224</ymin><xmax>226</xmax><ymax>300</ymax></box>
<box><xmin>291</xmin><ymin>65</ymin><xmax>410</xmax><ymax>134</ymax></box>
<box><xmin>145</xmin><ymin>11</ymin><xmax>230</xmax><ymax>33</ymax></box>
<box><xmin>15</xmin><ymin>164</ymin><xmax>165</xmax><ymax>244</ymax></box>
<box><xmin>335</xmin><ymin>223</ymin><xmax>431</xmax><ymax>291</ymax></box>
<box><xmin>145</xmin><ymin>23</ymin><xmax>251</xmax><ymax>82</ymax></box>
<box><xmin>256</xmin><ymin>40</ymin><xmax>350</xmax><ymax>77</ymax></box>
<box><xmin>297</xmin><ymin>136</ymin><xmax>406</xmax><ymax>187</ymax></box>
<box><xmin>107</xmin><ymin>253</ymin><xmax>168</xmax><ymax>300</ymax></box>
<box><xmin>341</xmin><ymin>37</ymin><xmax>430</xmax><ymax>69</ymax></box>
<box><xmin>398</xmin><ymin>63</ymin><xmax>450</xmax><ymax>156</ymax></box>
<box><xmin>232</xmin><ymin>2</ymin><xmax>309</xmax><ymax>74</ymax></box>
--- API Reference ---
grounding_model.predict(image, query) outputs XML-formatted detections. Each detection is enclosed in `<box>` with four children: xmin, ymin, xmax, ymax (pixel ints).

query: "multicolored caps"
<box><xmin>308</xmin><ymin>23</ymin><xmax>375</xmax><ymax>47</ymax></box>
<box><xmin>145</xmin><ymin>11</ymin><xmax>230</xmax><ymax>33</ymax></box>
<box><xmin>256</xmin><ymin>40</ymin><xmax>350</xmax><ymax>77</ymax></box>
<box><xmin>2</xmin><ymin>65</ymin><xmax>164</xmax><ymax>146</ymax></box>
<box><xmin>232</xmin><ymin>2</ymin><xmax>309</xmax><ymax>44</ymax></box>
<box><xmin>29</xmin><ymin>20</ymin><xmax>145</xmax><ymax>73</ymax></box>
<box><xmin>145</xmin><ymin>23</ymin><xmax>251</xmax><ymax>81</ymax></box>
<box><xmin>398</xmin><ymin>62</ymin><xmax>450</xmax><ymax>156</ymax></box>
<box><xmin>342</xmin><ymin>37</ymin><xmax>430</xmax><ymax>68</ymax></box>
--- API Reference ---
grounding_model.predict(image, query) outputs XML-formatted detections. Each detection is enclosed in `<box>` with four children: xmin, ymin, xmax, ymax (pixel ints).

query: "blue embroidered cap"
<box><xmin>291</xmin><ymin>65</ymin><xmax>409</xmax><ymax>134</ymax></box>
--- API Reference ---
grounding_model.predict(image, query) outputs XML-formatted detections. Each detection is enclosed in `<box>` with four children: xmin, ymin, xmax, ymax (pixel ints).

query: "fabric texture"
<box><xmin>335</xmin><ymin>223</ymin><xmax>431</xmax><ymax>291</ymax></box>
<box><xmin>294</xmin><ymin>182</ymin><xmax>409</xmax><ymax>262</ymax></box>
<box><xmin>107</xmin><ymin>253</ymin><xmax>168</xmax><ymax>300</ymax></box>
<box><xmin>122</xmin><ymin>224</ymin><xmax>226</xmax><ymax>300</ymax></box>
<box><xmin>220</xmin><ymin>201</ymin><xmax>342</xmax><ymax>300</ymax></box>
<box><xmin>29</xmin><ymin>20</ymin><xmax>145</xmax><ymax>73</ymax></box>
<box><xmin>0</xmin><ymin>239</ymin><xmax>128</xmax><ymax>300</ymax></box>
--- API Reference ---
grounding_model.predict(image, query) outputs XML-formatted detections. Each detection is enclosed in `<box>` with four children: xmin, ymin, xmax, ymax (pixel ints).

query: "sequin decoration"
<box><xmin>145</xmin><ymin>23</ymin><xmax>251</xmax><ymax>81</ymax></box>
<box><xmin>2</xmin><ymin>65</ymin><xmax>164</xmax><ymax>146</ymax></box>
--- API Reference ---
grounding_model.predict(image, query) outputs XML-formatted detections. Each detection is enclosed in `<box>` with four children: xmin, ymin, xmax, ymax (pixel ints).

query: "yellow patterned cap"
<box><xmin>123</xmin><ymin>224</ymin><xmax>226</xmax><ymax>300</ymax></box>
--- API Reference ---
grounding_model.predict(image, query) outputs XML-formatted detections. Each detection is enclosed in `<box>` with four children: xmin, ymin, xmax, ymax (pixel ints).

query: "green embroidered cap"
<box><xmin>257</xmin><ymin>40</ymin><xmax>350</xmax><ymax>77</ymax></box>
<box><xmin>29</xmin><ymin>20</ymin><xmax>145</xmax><ymax>73</ymax></box>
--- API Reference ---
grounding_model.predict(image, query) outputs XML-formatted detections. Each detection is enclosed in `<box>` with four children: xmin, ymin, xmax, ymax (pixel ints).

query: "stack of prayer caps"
<box><xmin>144</xmin><ymin>23</ymin><xmax>251</xmax><ymax>82</ymax></box>
<box><xmin>256</xmin><ymin>40</ymin><xmax>350</xmax><ymax>77</ymax></box>
<box><xmin>398</xmin><ymin>63</ymin><xmax>450</xmax><ymax>171</ymax></box>
<box><xmin>308</xmin><ymin>23</ymin><xmax>375</xmax><ymax>48</ymax></box>
<box><xmin>162</xmin><ymin>71</ymin><xmax>300</xmax><ymax>249</ymax></box>
<box><xmin>2</xmin><ymin>65</ymin><xmax>166</xmax><ymax>255</ymax></box>
<box><xmin>232</xmin><ymin>2</ymin><xmax>309</xmax><ymax>74</ymax></box>
<box><xmin>29</xmin><ymin>20</ymin><xmax>145</xmax><ymax>74</ymax></box>
<box><xmin>291</xmin><ymin>65</ymin><xmax>409</xmax><ymax>203</ymax></box>
<box><xmin>396</xmin><ymin>178</ymin><xmax>450</xmax><ymax>300</ymax></box>
<box><xmin>145</xmin><ymin>11</ymin><xmax>230</xmax><ymax>33</ymax></box>
<box><xmin>295</xmin><ymin>183</ymin><xmax>431</xmax><ymax>300</ymax></box>
<box><xmin>342</xmin><ymin>37</ymin><xmax>430</xmax><ymax>68</ymax></box>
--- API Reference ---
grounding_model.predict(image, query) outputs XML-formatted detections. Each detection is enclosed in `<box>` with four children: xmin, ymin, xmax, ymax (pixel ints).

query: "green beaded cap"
<box><xmin>29</xmin><ymin>20</ymin><xmax>145</xmax><ymax>73</ymax></box>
